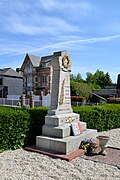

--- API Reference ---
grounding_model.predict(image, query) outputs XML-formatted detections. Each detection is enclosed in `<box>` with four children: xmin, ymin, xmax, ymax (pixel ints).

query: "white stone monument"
<box><xmin>36</xmin><ymin>51</ymin><xmax>97</xmax><ymax>154</ymax></box>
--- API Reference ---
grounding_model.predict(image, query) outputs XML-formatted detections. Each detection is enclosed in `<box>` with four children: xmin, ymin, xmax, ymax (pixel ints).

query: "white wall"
<box><xmin>42</xmin><ymin>94</ymin><xmax>51</xmax><ymax>106</ymax></box>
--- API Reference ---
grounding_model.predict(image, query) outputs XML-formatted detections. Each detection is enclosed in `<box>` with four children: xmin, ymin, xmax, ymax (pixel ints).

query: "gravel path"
<box><xmin>0</xmin><ymin>128</ymin><xmax>120</xmax><ymax>180</ymax></box>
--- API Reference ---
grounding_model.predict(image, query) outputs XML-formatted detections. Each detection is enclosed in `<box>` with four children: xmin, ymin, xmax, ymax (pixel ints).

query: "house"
<box><xmin>91</xmin><ymin>75</ymin><xmax>120</xmax><ymax>103</ymax></box>
<box><xmin>93</xmin><ymin>86</ymin><xmax>117</xmax><ymax>99</ymax></box>
<box><xmin>90</xmin><ymin>93</ymin><xmax>107</xmax><ymax>103</ymax></box>
<box><xmin>20</xmin><ymin>53</ymin><xmax>53</xmax><ymax>96</ymax></box>
<box><xmin>0</xmin><ymin>68</ymin><xmax>23</xmax><ymax>98</ymax></box>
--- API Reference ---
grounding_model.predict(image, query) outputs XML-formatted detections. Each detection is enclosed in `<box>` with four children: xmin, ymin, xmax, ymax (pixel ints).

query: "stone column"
<box><xmin>21</xmin><ymin>94</ymin><xmax>25</xmax><ymax>107</ymax></box>
<box><xmin>29</xmin><ymin>91</ymin><xmax>34</xmax><ymax>108</ymax></box>
<box><xmin>48</xmin><ymin>51</ymin><xmax>73</xmax><ymax>115</ymax></box>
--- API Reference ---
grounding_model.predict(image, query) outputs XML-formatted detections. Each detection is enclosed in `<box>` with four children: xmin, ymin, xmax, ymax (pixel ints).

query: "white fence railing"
<box><xmin>0</xmin><ymin>98</ymin><xmax>51</xmax><ymax>107</ymax></box>
<box><xmin>0</xmin><ymin>98</ymin><xmax>99</xmax><ymax>107</ymax></box>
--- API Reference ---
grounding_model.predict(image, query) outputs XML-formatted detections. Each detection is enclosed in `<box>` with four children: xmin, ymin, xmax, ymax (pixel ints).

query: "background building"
<box><xmin>20</xmin><ymin>53</ymin><xmax>53</xmax><ymax>97</ymax></box>
<box><xmin>0</xmin><ymin>68</ymin><xmax>23</xmax><ymax>98</ymax></box>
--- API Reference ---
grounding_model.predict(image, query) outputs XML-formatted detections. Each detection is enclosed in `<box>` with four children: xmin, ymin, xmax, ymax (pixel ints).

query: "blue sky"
<box><xmin>0</xmin><ymin>0</ymin><xmax>120</xmax><ymax>83</ymax></box>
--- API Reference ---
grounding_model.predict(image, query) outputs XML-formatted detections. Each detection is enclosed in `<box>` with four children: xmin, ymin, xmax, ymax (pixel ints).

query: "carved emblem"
<box><xmin>62</xmin><ymin>54</ymin><xmax>71</xmax><ymax>69</ymax></box>
<box><xmin>59</xmin><ymin>79</ymin><xmax>65</xmax><ymax>105</ymax></box>
<box><xmin>66</xmin><ymin>117</ymin><xmax>75</xmax><ymax>123</ymax></box>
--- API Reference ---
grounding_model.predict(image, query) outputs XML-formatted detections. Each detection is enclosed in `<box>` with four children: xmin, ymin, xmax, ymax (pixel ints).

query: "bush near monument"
<box><xmin>73</xmin><ymin>104</ymin><xmax>120</xmax><ymax>131</ymax></box>
<box><xmin>0</xmin><ymin>106</ymin><xmax>48</xmax><ymax>152</ymax></box>
<box><xmin>26</xmin><ymin>107</ymin><xmax>48</xmax><ymax>146</ymax></box>
<box><xmin>0</xmin><ymin>107</ymin><xmax>30</xmax><ymax>152</ymax></box>
<box><xmin>0</xmin><ymin>105</ymin><xmax>120</xmax><ymax>152</ymax></box>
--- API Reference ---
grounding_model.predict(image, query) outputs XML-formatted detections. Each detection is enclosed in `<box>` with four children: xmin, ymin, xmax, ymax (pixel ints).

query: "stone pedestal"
<box><xmin>36</xmin><ymin>112</ymin><xmax>97</xmax><ymax>154</ymax></box>
<box><xmin>36</xmin><ymin>51</ymin><xmax>97</xmax><ymax>154</ymax></box>
<box><xmin>36</xmin><ymin>129</ymin><xmax>97</xmax><ymax>154</ymax></box>
<box><xmin>42</xmin><ymin>113</ymin><xmax>86</xmax><ymax>138</ymax></box>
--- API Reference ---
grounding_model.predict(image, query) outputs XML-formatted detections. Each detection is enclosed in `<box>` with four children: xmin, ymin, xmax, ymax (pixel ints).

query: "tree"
<box><xmin>104</xmin><ymin>72</ymin><xmax>112</xmax><ymax>86</ymax></box>
<box><xmin>85</xmin><ymin>69</ymin><xmax>113</xmax><ymax>88</ymax></box>
<box><xmin>86</xmin><ymin>72</ymin><xmax>95</xmax><ymax>84</ymax></box>
<box><xmin>94</xmin><ymin>69</ymin><xmax>112</xmax><ymax>88</ymax></box>
<box><xmin>76</xmin><ymin>73</ymin><xmax>84</xmax><ymax>83</ymax></box>
<box><xmin>70</xmin><ymin>74</ymin><xmax>76</xmax><ymax>81</ymax></box>
<box><xmin>94</xmin><ymin>69</ymin><xmax>106</xmax><ymax>88</ymax></box>
<box><xmin>70</xmin><ymin>81</ymin><xmax>92</xmax><ymax>101</ymax></box>
<box><xmin>70</xmin><ymin>73</ymin><xmax>84</xmax><ymax>83</ymax></box>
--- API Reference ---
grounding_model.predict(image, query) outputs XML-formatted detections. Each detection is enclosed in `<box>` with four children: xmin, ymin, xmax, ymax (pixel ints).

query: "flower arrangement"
<box><xmin>79</xmin><ymin>138</ymin><xmax>97</xmax><ymax>155</ymax></box>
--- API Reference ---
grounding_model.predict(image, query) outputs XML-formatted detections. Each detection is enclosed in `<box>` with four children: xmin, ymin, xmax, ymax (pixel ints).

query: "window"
<box><xmin>35</xmin><ymin>77</ymin><xmax>38</xmax><ymax>82</ymax></box>
<box><xmin>27</xmin><ymin>75</ymin><xmax>32</xmax><ymax>86</ymax></box>
<box><xmin>42</xmin><ymin>74</ymin><xmax>46</xmax><ymax>86</ymax></box>
<box><xmin>0</xmin><ymin>78</ymin><xmax>3</xmax><ymax>85</ymax></box>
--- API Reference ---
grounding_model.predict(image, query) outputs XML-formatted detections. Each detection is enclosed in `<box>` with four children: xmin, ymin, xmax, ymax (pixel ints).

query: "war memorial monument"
<box><xmin>36</xmin><ymin>50</ymin><xmax>97</xmax><ymax>154</ymax></box>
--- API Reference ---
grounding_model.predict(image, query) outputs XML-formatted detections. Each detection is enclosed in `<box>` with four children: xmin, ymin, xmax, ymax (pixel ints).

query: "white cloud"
<box><xmin>1</xmin><ymin>13</ymin><xmax>79</xmax><ymax>35</ymax></box>
<box><xmin>1</xmin><ymin>34</ymin><xmax>120</xmax><ymax>56</ymax></box>
<box><xmin>0</xmin><ymin>39</ymin><xmax>33</xmax><ymax>55</ymax></box>
<box><xmin>0</xmin><ymin>0</ymin><xmax>30</xmax><ymax>12</ymax></box>
<box><xmin>39</xmin><ymin>0</ymin><xmax>92</xmax><ymax>11</ymax></box>
<box><xmin>0</xmin><ymin>0</ymin><xmax>93</xmax><ymax>36</ymax></box>
<box><xmin>38</xmin><ymin>0</ymin><xmax>57</xmax><ymax>11</ymax></box>
<box><xmin>27</xmin><ymin>34</ymin><xmax>120</xmax><ymax>53</ymax></box>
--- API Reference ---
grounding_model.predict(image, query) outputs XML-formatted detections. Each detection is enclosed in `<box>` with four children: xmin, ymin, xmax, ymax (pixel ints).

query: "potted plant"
<box><xmin>79</xmin><ymin>138</ymin><xmax>98</xmax><ymax>155</ymax></box>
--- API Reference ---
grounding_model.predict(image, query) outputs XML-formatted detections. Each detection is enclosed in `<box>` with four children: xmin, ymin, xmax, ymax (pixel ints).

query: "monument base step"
<box><xmin>36</xmin><ymin>129</ymin><xmax>97</xmax><ymax>154</ymax></box>
<box><xmin>45</xmin><ymin>113</ymin><xmax>80</xmax><ymax>126</ymax></box>
<box><xmin>42</xmin><ymin>121</ymin><xmax>86</xmax><ymax>138</ymax></box>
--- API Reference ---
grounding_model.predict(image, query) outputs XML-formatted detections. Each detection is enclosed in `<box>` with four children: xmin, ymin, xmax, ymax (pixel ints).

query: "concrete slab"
<box><xmin>24</xmin><ymin>146</ymin><xmax>84</xmax><ymax>161</ymax></box>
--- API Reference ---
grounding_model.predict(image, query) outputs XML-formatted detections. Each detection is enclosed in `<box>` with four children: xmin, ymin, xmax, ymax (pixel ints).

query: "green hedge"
<box><xmin>73</xmin><ymin>104</ymin><xmax>120</xmax><ymax>131</ymax></box>
<box><xmin>26</xmin><ymin>107</ymin><xmax>48</xmax><ymax>146</ymax></box>
<box><xmin>0</xmin><ymin>106</ymin><xmax>48</xmax><ymax>152</ymax></box>
<box><xmin>0</xmin><ymin>107</ymin><xmax>30</xmax><ymax>152</ymax></box>
<box><xmin>0</xmin><ymin>104</ymin><xmax>120</xmax><ymax>152</ymax></box>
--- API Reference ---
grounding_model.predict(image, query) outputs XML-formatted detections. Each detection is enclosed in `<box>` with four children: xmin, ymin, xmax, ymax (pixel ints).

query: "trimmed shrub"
<box><xmin>1</xmin><ymin>104</ymin><xmax>120</xmax><ymax>152</ymax></box>
<box><xmin>73</xmin><ymin>104</ymin><xmax>120</xmax><ymax>131</ymax></box>
<box><xmin>0</xmin><ymin>107</ymin><xmax>30</xmax><ymax>152</ymax></box>
<box><xmin>26</xmin><ymin>107</ymin><xmax>48</xmax><ymax>146</ymax></box>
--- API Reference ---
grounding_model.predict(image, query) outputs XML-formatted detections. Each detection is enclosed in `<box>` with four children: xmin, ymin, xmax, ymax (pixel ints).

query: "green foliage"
<box><xmin>0</xmin><ymin>106</ymin><xmax>48</xmax><ymax>152</ymax></box>
<box><xmin>71</xmin><ymin>81</ymin><xmax>92</xmax><ymax>101</ymax></box>
<box><xmin>0</xmin><ymin>107</ymin><xmax>30</xmax><ymax>152</ymax></box>
<box><xmin>71</xmin><ymin>70</ymin><xmax>113</xmax><ymax>100</ymax></box>
<box><xmin>86</xmin><ymin>72</ymin><xmax>95</xmax><ymax>84</ymax></box>
<box><xmin>26</xmin><ymin>107</ymin><xmax>48</xmax><ymax>146</ymax></box>
<box><xmin>73</xmin><ymin>104</ymin><xmax>120</xmax><ymax>131</ymax></box>
<box><xmin>86</xmin><ymin>69</ymin><xmax>113</xmax><ymax>88</ymax></box>
<box><xmin>1</xmin><ymin>104</ymin><xmax>120</xmax><ymax>153</ymax></box>
<box><xmin>88</xmin><ymin>83</ymin><xmax>101</xmax><ymax>91</ymax></box>
<box><xmin>70</xmin><ymin>73</ymin><xmax>84</xmax><ymax>83</ymax></box>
